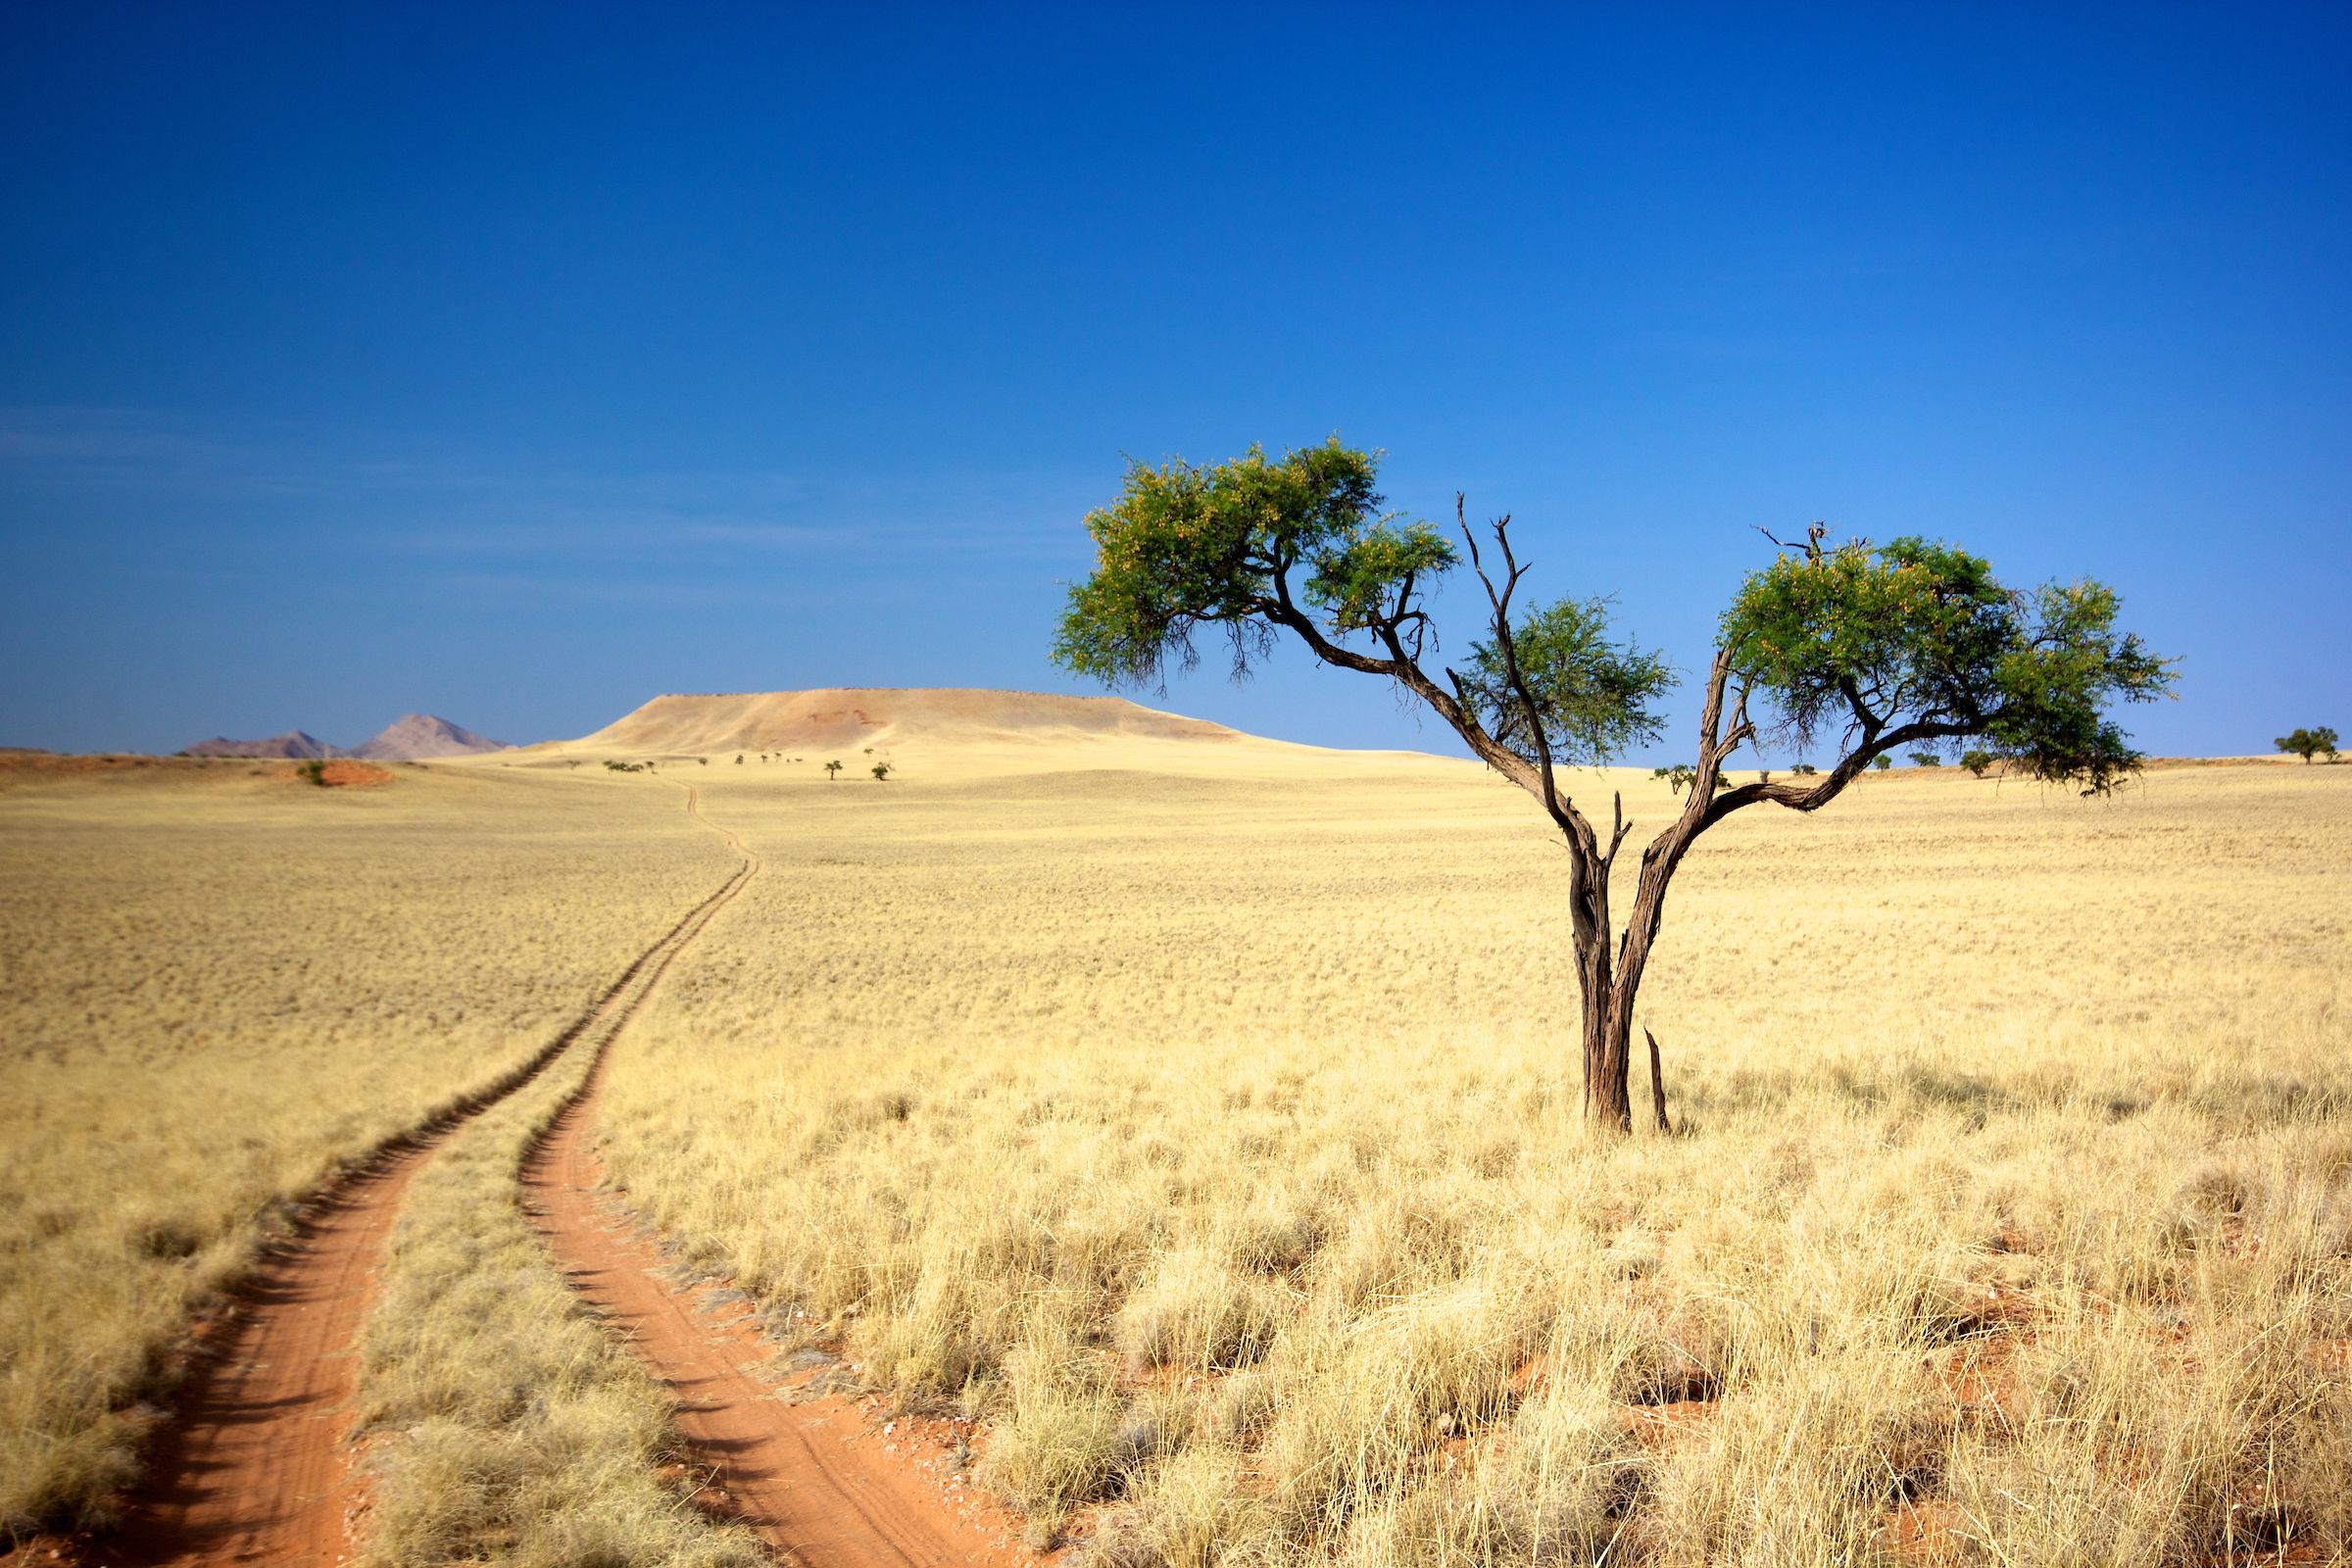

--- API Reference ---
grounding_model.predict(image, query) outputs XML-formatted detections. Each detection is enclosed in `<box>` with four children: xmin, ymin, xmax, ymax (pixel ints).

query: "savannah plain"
<box><xmin>3</xmin><ymin>692</ymin><xmax>2348</xmax><ymax>1568</ymax></box>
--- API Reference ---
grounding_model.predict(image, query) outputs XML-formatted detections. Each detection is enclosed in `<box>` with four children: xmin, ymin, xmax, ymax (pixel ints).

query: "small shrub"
<box><xmin>1909</xmin><ymin>751</ymin><xmax>1942</xmax><ymax>767</ymax></box>
<box><xmin>978</xmin><ymin>1344</ymin><xmax>1131</xmax><ymax>1537</ymax></box>
<box><xmin>1872</xmin><ymin>754</ymin><xmax>1892</xmax><ymax>771</ymax></box>
<box><xmin>300</xmin><ymin>760</ymin><xmax>327</xmax><ymax>787</ymax></box>
<box><xmin>871</xmin><ymin>761</ymin><xmax>894</xmax><ymax>782</ymax></box>
<box><xmin>1115</xmin><ymin>1250</ymin><xmax>1287</xmax><ymax>1371</ymax></box>
<box><xmin>1961</xmin><ymin>749</ymin><xmax>1996</xmax><ymax>777</ymax></box>
<box><xmin>1792</xmin><ymin>760</ymin><xmax>1818</xmax><ymax>775</ymax></box>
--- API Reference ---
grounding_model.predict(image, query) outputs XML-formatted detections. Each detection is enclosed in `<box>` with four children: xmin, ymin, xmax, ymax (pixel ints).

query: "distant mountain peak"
<box><xmin>182</xmin><ymin>730</ymin><xmax>342</xmax><ymax>760</ymax></box>
<box><xmin>351</xmin><ymin>713</ymin><xmax>512</xmax><ymax>760</ymax></box>
<box><xmin>178</xmin><ymin>713</ymin><xmax>511</xmax><ymax>760</ymax></box>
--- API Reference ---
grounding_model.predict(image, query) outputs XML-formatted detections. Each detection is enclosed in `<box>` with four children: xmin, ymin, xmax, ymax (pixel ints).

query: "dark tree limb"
<box><xmin>1646</xmin><ymin>1028</ymin><xmax>1670</xmax><ymax>1134</ymax></box>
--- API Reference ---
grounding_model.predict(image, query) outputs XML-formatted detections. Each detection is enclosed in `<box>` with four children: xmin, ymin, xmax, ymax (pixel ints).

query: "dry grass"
<box><xmin>352</xmin><ymin>1044</ymin><xmax>760</xmax><ymax>1568</ymax></box>
<box><xmin>587</xmin><ymin>754</ymin><xmax>2352</xmax><ymax>1564</ymax></box>
<box><xmin>6</xmin><ymin>741</ymin><xmax>2347</xmax><ymax>1564</ymax></box>
<box><xmin>0</xmin><ymin>761</ymin><xmax>735</xmax><ymax>1534</ymax></box>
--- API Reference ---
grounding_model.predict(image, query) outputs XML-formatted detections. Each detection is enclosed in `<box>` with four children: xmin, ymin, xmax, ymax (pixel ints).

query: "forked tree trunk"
<box><xmin>1583</xmin><ymin>992</ymin><xmax>1636</xmax><ymax>1131</ymax></box>
<box><xmin>1568</xmin><ymin>754</ymin><xmax>1708</xmax><ymax>1135</ymax></box>
<box><xmin>1566</xmin><ymin>863</ymin><xmax>1642</xmax><ymax>1133</ymax></box>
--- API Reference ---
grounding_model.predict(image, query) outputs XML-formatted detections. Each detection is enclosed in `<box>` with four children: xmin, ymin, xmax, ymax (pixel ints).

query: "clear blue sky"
<box><xmin>3</xmin><ymin>3</ymin><xmax>2345</xmax><ymax>760</ymax></box>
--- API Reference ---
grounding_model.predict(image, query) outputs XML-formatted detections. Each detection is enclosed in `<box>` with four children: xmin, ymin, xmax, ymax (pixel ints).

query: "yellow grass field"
<box><xmin>4</xmin><ymin>730</ymin><xmax>2348</xmax><ymax>1564</ymax></box>
<box><xmin>0</xmin><ymin>758</ymin><xmax>736</xmax><ymax>1532</ymax></box>
<box><xmin>597</xmin><ymin>745</ymin><xmax>2352</xmax><ymax>1565</ymax></box>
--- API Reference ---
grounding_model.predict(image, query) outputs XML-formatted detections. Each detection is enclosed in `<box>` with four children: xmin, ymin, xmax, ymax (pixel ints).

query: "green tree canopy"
<box><xmin>1054</xmin><ymin>440</ymin><xmax>1670</xmax><ymax>767</ymax></box>
<box><xmin>2276</xmin><ymin>726</ymin><xmax>2339</xmax><ymax>763</ymax></box>
<box><xmin>1719</xmin><ymin>530</ymin><xmax>2171</xmax><ymax>797</ymax></box>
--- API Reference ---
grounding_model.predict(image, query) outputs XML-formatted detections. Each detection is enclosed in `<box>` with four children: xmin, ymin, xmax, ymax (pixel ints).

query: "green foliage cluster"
<box><xmin>2277</xmin><ymin>726</ymin><xmax>2339</xmax><ymax>763</ymax></box>
<box><xmin>871</xmin><ymin>761</ymin><xmax>894</xmax><ymax>781</ymax></box>
<box><xmin>1053</xmin><ymin>440</ymin><xmax>1446</xmax><ymax>685</ymax></box>
<box><xmin>825</xmin><ymin>760</ymin><xmax>843</xmax><ymax>781</ymax></box>
<box><xmin>603</xmin><ymin>760</ymin><xmax>647</xmax><ymax>774</ymax></box>
<box><xmin>1720</xmin><ymin>537</ymin><xmax>2171</xmax><ymax>795</ymax></box>
<box><xmin>1651</xmin><ymin>763</ymin><xmax>1696</xmax><ymax>796</ymax></box>
<box><xmin>299</xmin><ymin>760</ymin><xmax>327</xmax><ymax>787</ymax></box>
<box><xmin>1961</xmin><ymin>749</ymin><xmax>1996</xmax><ymax>777</ymax></box>
<box><xmin>1463</xmin><ymin>596</ymin><xmax>1673</xmax><ymax>766</ymax></box>
<box><xmin>1055</xmin><ymin>441</ymin><xmax>1672</xmax><ymax>766</ymax></box>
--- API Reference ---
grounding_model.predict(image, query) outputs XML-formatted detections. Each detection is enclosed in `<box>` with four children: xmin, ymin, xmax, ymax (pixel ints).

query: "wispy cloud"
<box><xmin>0</xmin><ymin>406</ymin><xmax>1090</xmax><ymax>570</ymax></box>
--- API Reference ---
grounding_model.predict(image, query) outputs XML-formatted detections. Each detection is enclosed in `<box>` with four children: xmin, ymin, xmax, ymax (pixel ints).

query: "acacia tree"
<box><xmin>2276</xmin><ymin>726</ymin><xmax>2338</xmax><ymax>763</ymax></box>
<box><xmin>1053</xmin><ymin>441</ymin><xmax>2174</xmax><ymax>1131</ymax></box>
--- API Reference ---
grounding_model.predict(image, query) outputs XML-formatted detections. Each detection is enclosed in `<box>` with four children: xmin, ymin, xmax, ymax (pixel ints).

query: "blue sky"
<box><xmin>2</xmin><ymin>3</ymin><xmax>2345</xmax><ymax>760</ymax></box>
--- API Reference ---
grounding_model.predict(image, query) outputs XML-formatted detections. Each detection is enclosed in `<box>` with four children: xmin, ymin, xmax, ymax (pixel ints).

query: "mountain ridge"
<box><xmin>180</xmin><ymin>713</ymin><xmax>512</xmax><ymax>760</ymax></box>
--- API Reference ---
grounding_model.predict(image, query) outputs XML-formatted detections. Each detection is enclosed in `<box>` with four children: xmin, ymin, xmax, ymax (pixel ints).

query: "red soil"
<box><xmin>86</xmin><ymin>1158</ymin><xmax>428</xmax><ymax>1567</ymax></box>
<box><xmin>526</xmin><ymin>1061</ymin><xmax>1034</xmax><ymax>1568</ymax></box>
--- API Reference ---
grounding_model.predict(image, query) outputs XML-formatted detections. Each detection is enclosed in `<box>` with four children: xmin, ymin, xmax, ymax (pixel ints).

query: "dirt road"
<box><xmin>527</xmin><ymin>1069</ymin><xmax>1019</xmax><ymax>1568</ymax></box>
<box><xmin>59</xmin><ymin>782</ymin><xmax>1006</xmax><ymax>1568</ymax></box>
<box><xmin>525</xmin><ymin>795</ymin><xmax>1020</xmax><ymax>1568</ymax></box>
<box><xmin>80</xmin><ymin>784</ymin><xmax>755</xmax><ymax>1567</ymax></box>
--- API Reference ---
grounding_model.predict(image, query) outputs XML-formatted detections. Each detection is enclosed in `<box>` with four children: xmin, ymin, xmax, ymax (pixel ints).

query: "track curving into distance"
<box><xmin>525</xmin><ymin>798</ymin><xmax>1015</xmax><ymax>1568</ymax></box>
<box><xmin>86</xmin><ymin>782</ymin><xmax>754</xmax><ymax>1568</ymax></box>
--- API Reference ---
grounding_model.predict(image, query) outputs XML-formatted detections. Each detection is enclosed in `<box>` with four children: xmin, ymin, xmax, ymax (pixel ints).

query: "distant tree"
<box><xmin>698</xmin><ymin>757</ymin><xmax>709</xmax><ymax>765</ymax></box>
<box><xmin>1651</xmin><ymin>763</ymin><xmax>1696</xmax><ymax>796</ymax></box>
<box><xmin>871</xmin><ymin>760</ymin><xmax>894</xmax><ymax>781</ymax></box>
<box><xmin>735</xmin><ymin>754</ymin><xmax>745</xmax><ymax>764</ymax></box>
<box><xmin>2277</xmin><ymin>726</ymin><xmax>2339</xmax><ymax>763</ymax></box>
<box><xmin>1960</xmin><ymin>749</ymin><xmax>1995</xmax><ymax>777</ymax></box>
<box><xmin>1871</xmin><ymin>755</ymin><xmax>1893</xmax><ymax>771</ymax></box>
<box><xmin>300</xmin><ymin>760</ymin><xmax>327</xmax><ymax>787</ymax></box>
<box><xmin>825</xmin><ymin>760</ymin><xmax>843</xmax><ymax>781</ymax></box>
<box><xmin>1792</xmin><ymin>761</ymin><xmax>1818</xmax><ymax>775</ymax></box>
<box><xmin>564</xmin><ymin>759</ymin><xmax>581</xmax><ymax>769</ymax></box>
<box><xmin>1909</xmin><ymin>751</ymin><xmax>1942</xmax><ymax>767</ymax></box>
<box><xmin>1053</xmin><ymin>442</ymin><xmax>2171</xmax><ymax>1130</ymax></box>
<box><xmin>1758</xmin><ymin>769</ymin><xmax>1772</xmax><ymax>785</ymax></box>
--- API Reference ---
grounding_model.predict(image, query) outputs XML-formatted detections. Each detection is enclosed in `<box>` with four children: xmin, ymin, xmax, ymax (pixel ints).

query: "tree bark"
<box><xmin>1646</xmin><ymin>1029</ymin><xmax>1670</xmax><ymax>1133</ymax></box>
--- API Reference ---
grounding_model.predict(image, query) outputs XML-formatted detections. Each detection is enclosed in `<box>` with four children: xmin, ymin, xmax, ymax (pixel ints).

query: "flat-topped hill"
<box><xmin>556</xmin><ymin>688</ymin><xmax>1248</xmax><ymax>756</ymax></box>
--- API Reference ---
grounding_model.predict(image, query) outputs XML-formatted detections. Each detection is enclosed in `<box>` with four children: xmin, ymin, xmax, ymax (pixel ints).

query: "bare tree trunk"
<box><xmin>1567</xmin><ymin>860</ymin><xmax>1633</xmax><ymax>1132</ymax></box>
<box><xmin>1578</xmin><ymin>965</ymin><xmax>1632</xmax><ymax>1130</ymax></box>
<box><xmin>1588</xmin><ymin>1015</ymin><xmax>1634</xmax><ymax>1130</ymax></box>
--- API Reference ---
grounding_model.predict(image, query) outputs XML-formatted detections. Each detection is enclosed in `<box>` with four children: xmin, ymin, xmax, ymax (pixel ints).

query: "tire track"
<box><xmin>525</xmin><ymin>799</ymin><xmax>1018</xmax><ymax>1568</ymax></box>
<box><xmin>86</xmin><ymin>783</ymin><xmax>752</xmax><ymax>1568</ymax></box>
